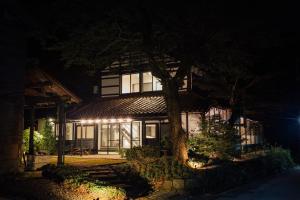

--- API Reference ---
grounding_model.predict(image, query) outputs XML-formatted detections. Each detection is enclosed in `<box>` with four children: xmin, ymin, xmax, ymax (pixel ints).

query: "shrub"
<box><xmin>128</xmin><ymin>156</ymin><xmax>194</xmax><ymax>181</ymax></box>
<box><xmin>23</xmin><ymin>128</ymin><xmax>44</xmax><ymax>153</ymax></box>
<box><xmin>188</xmin><ymin>117</ymin><xmax>241</xmax><ymax>162</ymax></box>
<box><xmin>40</xmin><ymin>120</ymin><xmax>56</xmax><ymax>154</ymax></box>
<box><xmin>264</xmin><ymin>146</ymin><xmax>295</xmax><ymax>173</ymax></box>
<box><xmin>125</xmin><ymin>146</ymin><xmax>160</xmax><ymax>161</ymax></box>
<box><xmin>23</xmin><ymin>120</ymin><xmax>56</xmax><ymax>154</ymax></box>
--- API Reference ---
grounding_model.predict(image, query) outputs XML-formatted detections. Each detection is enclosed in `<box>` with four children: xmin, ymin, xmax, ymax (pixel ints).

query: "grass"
<box><xmin>38</xmin><ymin>155</ymin><xmax>126</xmax><ymax>167</ymax></box>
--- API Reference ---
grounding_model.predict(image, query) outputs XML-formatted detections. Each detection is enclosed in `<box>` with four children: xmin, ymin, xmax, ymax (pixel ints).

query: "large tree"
<box><xmin>32</xmin><ymin>1</ymin><xmax>224</xmax><ymax>163</ymax></box>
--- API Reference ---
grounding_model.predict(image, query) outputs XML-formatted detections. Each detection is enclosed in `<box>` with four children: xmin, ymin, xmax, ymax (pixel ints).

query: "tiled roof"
<box><xmin>68</xmin><ymin>93</ymin><xmax>209</xmax><ymax>119</ymax></box>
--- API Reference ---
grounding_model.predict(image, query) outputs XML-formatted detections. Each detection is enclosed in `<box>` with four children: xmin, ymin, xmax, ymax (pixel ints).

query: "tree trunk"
<box><xmin>0</xmin><ymin>0</ymin><xmax>25</xmax><ymax>174</ymax></box>
<box><xmin>164</xmin><ymin>79</ymin><xmax>189</xmax><ymax>164</ymax></box>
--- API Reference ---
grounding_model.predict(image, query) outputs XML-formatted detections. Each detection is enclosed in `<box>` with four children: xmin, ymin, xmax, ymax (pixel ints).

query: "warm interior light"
<box><xmin>48</xmin><ymin>118</ymin><xmax>54</xmax><ymax>122</ymax></box>
<box><xmin>118</xmin><ymin>118</ymin><xmax>123</xmax><ymax>122</ymax></box>
<box><xmin>95</xmin><ymin>119</ymin><xmax>101</xmax><ymax>123</ymax></box>
<box><xmin>81</xmin><ymin>119</ymin><xmax>87</xmax><ymax>124</ymax></box>
<box><xmin>126</xmin><ymin>118</ymin><xmax>132</xmax><ymax>122</ymax></box>
<box><xmin>102</xmin><ymin>119</ymin><xmax>108</xmax><ymax>123</ymax></box>
<box><xmin>88</xmin><ymin>119</ymin><xmax>94</xmax><ymax>124</ymax></box>
<box><xmin>110</xmin><ymin>119</ymin><xmax>116</xmax><ymax>123</ymax></box>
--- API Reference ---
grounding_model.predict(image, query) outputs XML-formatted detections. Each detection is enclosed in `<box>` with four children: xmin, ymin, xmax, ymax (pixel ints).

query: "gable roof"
<box><xmin>68</xmin><ymin>93</ymin><xmax>210</xmax><ymax>119</ymax></box>
<box><xmin>25</xmin><ymin>68</ymin><xmax>81</xmax><ymax>108</ymax></box>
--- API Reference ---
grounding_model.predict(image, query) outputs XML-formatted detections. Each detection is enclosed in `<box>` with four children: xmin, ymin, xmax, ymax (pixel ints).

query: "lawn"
<box><xmin>35</xmin><ymin>155</ymin><xmax>126</xmax><ymax>167</ymax></box>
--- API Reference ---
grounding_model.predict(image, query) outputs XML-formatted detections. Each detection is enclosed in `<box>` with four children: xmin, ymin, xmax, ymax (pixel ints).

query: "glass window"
<box><xmin>143</xmin><ymin>72</ymin><xmax>162</xmax><ymax>92</ymax></box>
<box><xmin>143</xmin><ymin>72</ymin><xmax>153</xmax><ymax>92</ymax></box>
<box><xmin>153</xmin><ymin>76</ymin><xmax>162</xmax><ymax>91</ymax></box>
<box><xmin>101</xmin><ymin>124</ymin><xmax>109</xmax><ymax>146</ymax></box>
<box><xmin>122</xmin><ymin>73</ymin><xmax>139</xmax><ymax>93</ymax></box>
<box><xmin>120</xmin><ymin>123</ymin><xmax>131</xmax><ymax>148</ymax></box>
<box><xmin>86</xmin><ymin>126</ymin><xmax>94</xmax><ymax>138</ymax></box>
<box><xmin>132</xmin><ymin>122</ymin><xmax>140</xmax><ymax>141</ymax></box>
<box><xmin>77</xmin><ymin>125</ymin><xmax>94</xmax><ymax>139</ymax></box>
<box><xmin>66</xmin><ymin>123</ymin><xmax>73</xmax><ymax>140</ymax></box>
<box><xmin>146</xmin><ymin>124</ymin><xmax>156</xmax><ymax>139</ymax></box>
<box><xmin>131</xmin><ymin>73</ymin><xmax>140</xmax><ymax>92</ymax></box>
<box><xmin>110</xmin><ymin>124</ymin><xmax>119</xmax><ymax>147</ymax></box>
<box><xmin>122</xmin><ymin>75</ymin><xmax>130</xmax><ymax>94</ymax></box>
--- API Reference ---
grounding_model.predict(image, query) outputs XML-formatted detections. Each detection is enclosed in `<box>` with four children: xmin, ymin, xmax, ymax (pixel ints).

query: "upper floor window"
<box><xmin>122</xmin><ymin>73</ymin><xmax>140</xmax><ymax>94</ymax></box>
<box><xmin>142</xmin><ymin>72</ymin><xmax>162</xmax><ymax>92</ymax></box>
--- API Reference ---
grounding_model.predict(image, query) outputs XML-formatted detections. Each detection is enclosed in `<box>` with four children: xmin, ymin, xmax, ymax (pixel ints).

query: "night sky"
<box><xmin>2</xmin><ymin>1</ymin><xmax>300</xmax><ymax>159</ymax></box>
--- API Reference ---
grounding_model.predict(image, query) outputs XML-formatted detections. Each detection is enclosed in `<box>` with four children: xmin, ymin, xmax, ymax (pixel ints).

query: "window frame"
<box><xmin>145</xmin><ymin>123</ymin><xmax>158</xmax><ymax>139</ymax></box>
<box><xmin>121</xmin><ymin>73</ymin><xmax>140</xmax><ymax>94</ymax></box>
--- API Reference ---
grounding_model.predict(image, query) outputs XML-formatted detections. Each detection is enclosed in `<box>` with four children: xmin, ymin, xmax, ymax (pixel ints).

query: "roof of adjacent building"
<box><xmin>25</xmin><ymin>68</ymin><xmax>81</xmax><ymax>108</ymax></box>
<box><xmin>68</xmin><ymin>92</ymin><xmax>211</xmax><ymax>119</ymax></box>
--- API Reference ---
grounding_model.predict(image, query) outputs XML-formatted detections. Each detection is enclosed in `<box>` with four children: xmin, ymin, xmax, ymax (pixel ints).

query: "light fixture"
<box><xmin>110</xmin><ymin>119</ymin><xmax>116</xmax><ymax>123</ymax></box>
<box><xmin>102</xmin><ymin>119</ymin><xmax>108</xmax><ymax>123</ymax></box>
<box><xmin>48</xmin><ymin>118</ymin><xmax>54</xmax><ymax>122</ymax></box>
<box><xmin>118</xmin><ymin>118</ymin><xmax>123</xmax><ymax>122</ymax></box>
<box><xmin>88</xmin><ymin>119</ymin><xmax>94</xmax><ymax>124</ymax></box>
<box><xmin>81</xmin><ymin>119</ymin><xmax>87</xmax><ymax>124</ymax></box>
<box><xmin>95</xmin><ymin>119</ymin><xmax>101</xmax><ymax>123</ymax></box>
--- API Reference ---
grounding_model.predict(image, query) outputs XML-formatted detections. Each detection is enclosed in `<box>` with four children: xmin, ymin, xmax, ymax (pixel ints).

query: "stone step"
<box><xmin>89</xmin><ymin>174</ymin><xmax>119</xmax><ymax>179</ymax></box>
<box><xmin>88</xmin><ymin>170</ymin><xmax>114</xmax><ymax>174</ymax></box>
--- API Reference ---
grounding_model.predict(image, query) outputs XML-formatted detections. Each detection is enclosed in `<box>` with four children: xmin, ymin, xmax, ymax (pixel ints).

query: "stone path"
<box><xmin>80</xmin><ymin>164</ymin><xmax>152</xmax><ymax>199</ymax></box>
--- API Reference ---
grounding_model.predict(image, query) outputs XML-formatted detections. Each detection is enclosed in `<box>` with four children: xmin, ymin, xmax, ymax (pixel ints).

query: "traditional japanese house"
<box><xmin>65</xmin><ymin>53</ymin><xmax>263</xmax><ymax>154</ymax></box>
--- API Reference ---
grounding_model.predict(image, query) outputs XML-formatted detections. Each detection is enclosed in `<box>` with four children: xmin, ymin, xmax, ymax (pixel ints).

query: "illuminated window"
<box><xmin>122</xmin><ymin>73</ymin><xmax>140</xmax><ymax>94</ymax></box>
<box><xmin>142</xmin><ymin>72</ymin><xmax>162</xmax><ymax>92</ymax></box>
<box><xmin>146</xmin><ymin>124</ymin><xmax>157</xmax><ymax>139</ymax></box>
<box><xmin>77</xmin><ymin>125</ymin><xmax>94</xmax><ymax>139</ymax></box>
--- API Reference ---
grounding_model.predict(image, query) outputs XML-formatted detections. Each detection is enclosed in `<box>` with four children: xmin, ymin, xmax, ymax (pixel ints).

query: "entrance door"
<box><xmin>99</xmin><ymin>124</ymin><xmax>120</xmax><ymax>150</ymax></box>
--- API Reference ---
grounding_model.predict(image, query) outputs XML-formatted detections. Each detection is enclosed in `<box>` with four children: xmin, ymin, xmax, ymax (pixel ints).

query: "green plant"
<box><xmin>40</xmin><ymin>120</ymin><xmax>56</xmax><ymax>154</ymax></box>
<box><xmin>125</xmin><ymin>146</ymin><xmax>160</xmax><ymax>161</ymax></box>
<box><xmin>188</xmin><ymin>116</ymin><xmax>241</xmax><ymax>161</ymax></box>
<box><xmin>23</xmin><ymin>128</ymin><xmax>44</xmax><ymax>153</ymax></box>
<box><xmin>264</xmin><ymin>146</ymin><xmax>295</xmax><ymax>173</ymax></box>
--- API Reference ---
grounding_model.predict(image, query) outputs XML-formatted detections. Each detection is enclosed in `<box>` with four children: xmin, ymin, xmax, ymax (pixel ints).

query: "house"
<box><xmin>64</xmin><ymin>53</ymin><xmax>263</xmax><ymax>154</ymax></box>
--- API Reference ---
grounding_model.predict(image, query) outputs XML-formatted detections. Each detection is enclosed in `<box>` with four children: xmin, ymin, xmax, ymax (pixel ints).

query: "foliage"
<box><xmin>23</xmin><ymin>120</ymin><xmax>56</xmax><ymax>154</ymax></box>
<box><xmin>188</xmin><ymin>116</ymin><xmax>241</xmax><ymax>162</ymax></box>
<box><xmin>186</xmin><ymin>147</ymin><xmax>294</xmax><ymax>194</ymax></box>
<box><xmin>125</xmin><ymin>146</ymin><xmax>160</xmax><ymax>161</ymax></box>
<box><xmin>41</xmin><ymin>164</ymin><xmax>126</xmax><ymax>200</ymax></box>
<box><xmin>40</xmin><ymin>120</ymin><xmax>56</xmax><ymax>154</ymax></box>
<box><xmin>264</xmin><ymin>146</ymin><xmax>295</xmax><ymax>173</ymax></box>
<box><xmin>23</xmin><ymin>128</ymin><xmax>44</xmax><ymax>153</ymax></box>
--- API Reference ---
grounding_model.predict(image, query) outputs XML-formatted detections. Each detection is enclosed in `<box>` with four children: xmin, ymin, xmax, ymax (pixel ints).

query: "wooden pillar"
<box><xmin>57</xmin><ymin>102</ymin><xmax>65</xmax><ymax>166</ymax></box>
<box><xmin>80</xmin><ymin>124</ymin><xmax>83</xmax><ymax>156</ymax></box>
<box><xmin>26</xmin><ymin>106</ymin><xmax>35</xmax><ymax>170</ymax></box>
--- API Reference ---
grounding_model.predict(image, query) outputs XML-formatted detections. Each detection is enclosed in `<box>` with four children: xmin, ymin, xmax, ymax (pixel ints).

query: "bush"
<box><xmin>188</xmin><ymin>117</ymin><xmax>241</xmax><ymax>162</ymax></box>
<box><xmin>264</xmin><ymin>146</ymin><xmax>295</xmax><ymax>173</ymax></box>
<box><xmin>23</xmin><ymin>129</ymin><xmax>44</xmax><ymax>153</ymax></box>
<box><xmin>128</xmin><ymin>156</ymin><xmax>194</xmax><ymax>181</ymax></box>
<box><xmin>23</xmin><ymin>120</ymin><xmax>56</xmax><ymax>154</ymax></box>
<box><xmin>125</xmin><ymin>146</ymin><xmax>160</xmax><ymax>161</ymax></box>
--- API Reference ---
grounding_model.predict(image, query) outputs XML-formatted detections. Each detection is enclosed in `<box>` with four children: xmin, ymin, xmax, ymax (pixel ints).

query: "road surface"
<box><xmin>216</xmin><ymin>167</ymin><xmax>300</xmax><ymax>200</ymax></box>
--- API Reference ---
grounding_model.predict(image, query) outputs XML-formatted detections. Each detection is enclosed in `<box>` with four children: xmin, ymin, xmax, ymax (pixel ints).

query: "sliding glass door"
<box><xmin>99</xmin><ymin>121</ymin><xmax>141</xmax><ymax>151</ymax></box>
